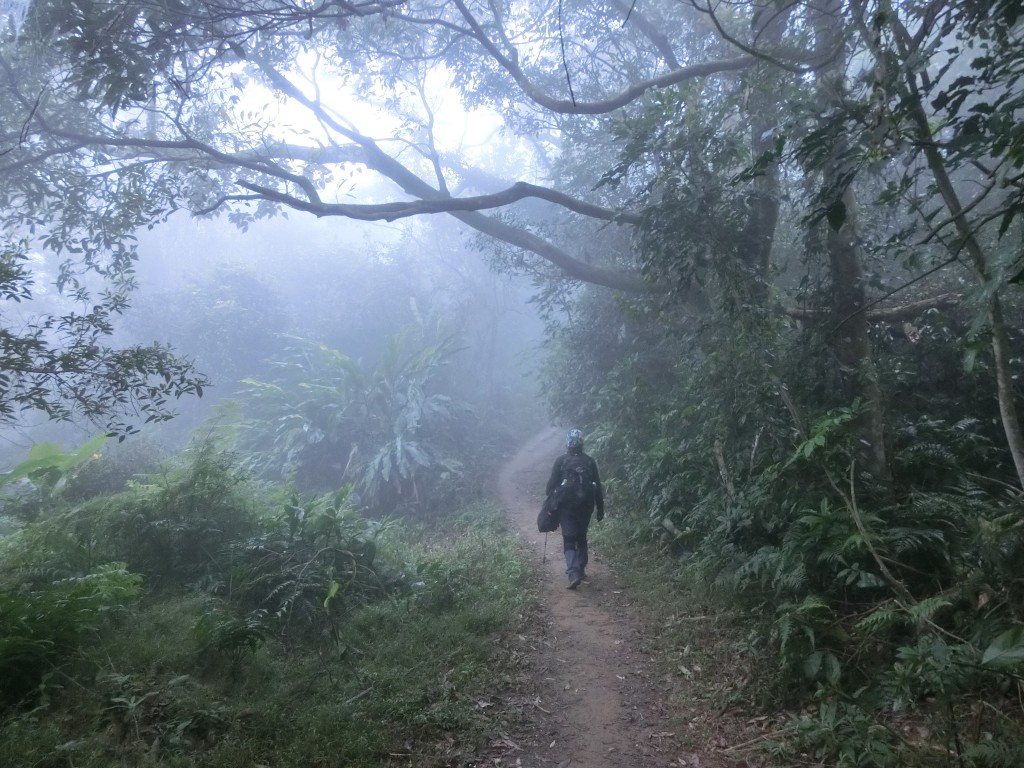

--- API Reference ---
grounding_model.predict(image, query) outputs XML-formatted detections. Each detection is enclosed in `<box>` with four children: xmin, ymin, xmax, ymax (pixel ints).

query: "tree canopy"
<box><xmin>0</xmin><ymin>0</ymin><xmax>1021</xmax><ymax>450</ymax></box>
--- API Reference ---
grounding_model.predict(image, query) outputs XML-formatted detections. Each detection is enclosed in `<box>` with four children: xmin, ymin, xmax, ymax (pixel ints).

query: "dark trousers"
<box><xmin>562</xmin><ymin>534</ymin><xmax>589</xmax><ymax>582</ymax></box>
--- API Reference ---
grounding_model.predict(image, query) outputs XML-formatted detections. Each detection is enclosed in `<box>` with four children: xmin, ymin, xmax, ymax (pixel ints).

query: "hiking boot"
<box><xmin>567</xmin><ymin>575</ymin><xmax>582</xmax><ymax>590</ymax></box>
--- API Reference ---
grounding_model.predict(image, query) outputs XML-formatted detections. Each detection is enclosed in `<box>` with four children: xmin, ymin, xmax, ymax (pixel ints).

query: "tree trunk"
<box><xmin>880</xmin><ymin>9</ymin><xmax>1024</xmax><ymax>489</ymax></box>
<box><xmin>991</xmin><ymin>298</ymin><xmax>1024</xmax><ymax>486</ymax></box>
<box><xmin>816</xmin><ymin>0</ymin><xmax>891</xmax><ymax>487</ymax></box>
<box><xmin>827</xmin><ymin>184</ymin><xmax>891</xmax><ymax>485</ymax></box>
<box><xmin>738</xmin><ymin>6</ymin><xmax>784</xmax><ymax>306</ymax></box>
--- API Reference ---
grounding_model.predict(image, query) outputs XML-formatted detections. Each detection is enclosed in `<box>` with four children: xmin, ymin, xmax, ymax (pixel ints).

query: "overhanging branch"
<box><xmin>253</xmin><ymin>56</ymin><xmax>650</xmax><ymax>292</ymax></box>
<box><xmin>786</xmin><ymin>292</ymin><xmax>962</xmax><ymax>323</ymax></box>
<box><xmin>237</xmin><ymin>179</ymin><xmax>641</xmax><ymax>224</ymax></box>
<box><xmin>451</xmin><ymin>0</ymin><xmax>755</xmax><ymax>114</ymax></box>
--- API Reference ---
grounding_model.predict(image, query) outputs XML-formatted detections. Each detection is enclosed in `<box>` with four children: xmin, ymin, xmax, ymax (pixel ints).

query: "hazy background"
<box><xmin>0</xmin><ymin>208</ymin><xmax>549</xmax><ymax>468</ymax></box>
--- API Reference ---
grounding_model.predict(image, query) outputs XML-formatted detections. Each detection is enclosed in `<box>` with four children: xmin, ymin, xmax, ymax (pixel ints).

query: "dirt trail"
<box><xmin>492</xmin><ymin>427</ymin><xmax>739</xmax><ymax>768</ymax></box>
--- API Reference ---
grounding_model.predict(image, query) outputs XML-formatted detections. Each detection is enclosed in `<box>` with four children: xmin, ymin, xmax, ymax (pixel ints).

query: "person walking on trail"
<box><xmin>546</xmin><ymin>428</ymin><xmax>604</xmax><ymax>590</ymax></box>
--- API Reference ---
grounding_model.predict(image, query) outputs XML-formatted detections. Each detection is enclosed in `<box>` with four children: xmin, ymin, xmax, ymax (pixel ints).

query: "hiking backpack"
<box><xmin>559</xmin><ymin>453</ymin><xmax>594</xmax><ymax>506</ymax></box>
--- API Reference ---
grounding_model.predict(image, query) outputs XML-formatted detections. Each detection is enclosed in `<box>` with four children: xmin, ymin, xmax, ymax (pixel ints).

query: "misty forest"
<box><xmin>2</xmin><ymin>0</ymin><xmax>1024</xmax><ymax>766</ymax></box>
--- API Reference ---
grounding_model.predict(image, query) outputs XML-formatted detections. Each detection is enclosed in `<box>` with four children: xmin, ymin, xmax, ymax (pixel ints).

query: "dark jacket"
<box><xmin>545</xmin><ymin>449</ymin><xmax>604</xmax><ymax>538</ymax></box>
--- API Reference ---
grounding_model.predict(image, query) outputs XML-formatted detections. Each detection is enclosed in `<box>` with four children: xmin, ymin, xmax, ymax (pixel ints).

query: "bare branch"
<box><xmin>409</xmin><ymin>74</ymin><xmax>449</xmax><ymax>194</ymax></box>
<box><xmin>0</xmin><ymin>90</ymin><xmax>41</xmax><ymax>158</ymax></box>
<box><xmin>686</xmin><ymin>0</ymin><xmax>824</xmax><ymax>74</ymax></box>
<box><xmin>786</xmin><ymin>292</ymin><xmax>962</xmax><ymax>322</ymax></box>
<box><xmin>451</xmin><ymin>0</ymin><xmax>755</xmax><ymax>114</ymax></box>
<box><xmin>252</xmin><ymin>56</ymin><xmax>648</xmax><ymax>291</ymax></box>
<box><xmin>236</xmin><ymin>179</ymin><xmax>640</xmax><ymax>224</ymax></box>
<box><xmin>606</xmin><ymin>0</ymin><xmax>680</xmax><ymax>69</ymax></box>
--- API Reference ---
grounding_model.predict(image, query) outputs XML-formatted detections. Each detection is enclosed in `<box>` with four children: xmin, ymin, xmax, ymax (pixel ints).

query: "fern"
<box><xmin>904</xmin><ymin>596</ymin><xmax>952</xmax><ymax>624</ymax></box>
<box><xmin>854</xmin><ymin>602</ymin><xmax>906</xmax><ymax>634</ymax></box>
<box><xmin>0</xmin><ymin>563</ymin><xmax>142</xmax><ymax>708</ymax></box>
<box><xmin>214</xmin><ymin>491</ymin><xmax>408</xmax><ymax>646</ymax></box>
<box><xmin>774</xmin><ymin>596</ymin><xmax>833</xmax><ymax>661</ymax></box>
<box><xmin>883</xmin><ymin>526</ymin><xmax>948</xmax><ymax>557</ymax></box>
<box><xmin>194</xmin><ymin>608</ymin><xmax>270</xmax><ymax>668</ymax></box>
<box><xmin>961</xmin><ymin>734</ymin><xmax>1024</xmax><ymax>766</ymax></box>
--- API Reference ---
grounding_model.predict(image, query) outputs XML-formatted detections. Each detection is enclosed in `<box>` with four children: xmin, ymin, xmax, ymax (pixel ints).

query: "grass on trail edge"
<box><xmin>0</xmin><ymin>500</ymin><xmax>538</xmax><ymax>768</ymax></box>
<box><xmin>589</xmin><ymin>509</ymin><xmax>781</xmax><ymax>760</ymax></box>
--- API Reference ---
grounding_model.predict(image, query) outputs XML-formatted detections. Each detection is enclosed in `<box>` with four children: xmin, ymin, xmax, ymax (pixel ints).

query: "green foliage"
<box><xmin>0</xmin><ymin>498</ymin><xmax>535</xmax><ymax>767</ymax></box>
<box><xmin>889</xmin><ymin>0</ymin><xmax>1024</xmax><ymax>257</ymax></box>
<box><xmin>228</xmin><ymin>487</ymin><xmax>401</xmax><ymax>645</ymax></box>
<box><xmin>543</xmin><ymin>113</ymin><xmax>1024</xmax><ymax>758</ymax></box>
<box><xmin>0</xmin><ymin>435</ymin><xmax>108</xmax><ymax>522</ymax></box>
<box><xmin>1</xmin><ymin>441</ymin><xmax>258</xmax><ymax>584</ymax></box>
<box><xmin>0</xmin><ymin>241</ymin><xmax>208</xmax><ymax>436</ymax></box>
<box><xmin>8</xmin><ymin>0</ymin><xmax>1024</xmax><ymax>763</ymax></box>
<box><xmin>560</xmin><ymin>309</ymin><xmax>1024</xmax><ymax>761</ymax></box>
<box><xmin>774</xmin><ymin>595</ymin><xmax>842</xmax><ymax>686</ymax></box>
<box><xmin>60</xmin><ymin>438</ymin><xmax>168</xmax><ymax>502</ymax></box>
<box><xmin>193</xmin><ymin>607</ymin><xmax>271</xmax><ymax>670</ymax></box>
<box><xmin>401</xmin><ymin>507</ymin><xmax>531</xmax><ymax>624</ymax></box>
<box><xmin>780</xmin><ymin>692</ymin><xmax>897</xmax><ymax>768</ymax></box>
<box><xmin>20</xmin><ymin>0</ymin><xmax>372</xmax><ymax>113</ymax></box>
<box><xmin>93</xmin><ymin>442</ymin><xmax>258</xmax><ymax>584</ymax></box>
<box><xmin>232</xmin><ymin>328</ymin><xmax>473</xmax><ymax>514</ymax></box>
<box><xmin>983</xmin><ymin>626</ymin><xmax>1024</xmax><ymax>668</ymax></box>
<box><xmin>0</xmin><ymin>563</ymin><xmax>142</xmax><ymax>709</ymax></box>
<box><xmin>0</xmin><ymin>436</ymin><xmax>106</xmax><ymax>494</ymax></box>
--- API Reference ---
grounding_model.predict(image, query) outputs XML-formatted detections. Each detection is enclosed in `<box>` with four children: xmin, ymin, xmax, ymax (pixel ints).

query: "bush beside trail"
<box><xmin>0</xmin><ymin>445</ymin><xmax>536</xmax><ymax>767</ymax></box>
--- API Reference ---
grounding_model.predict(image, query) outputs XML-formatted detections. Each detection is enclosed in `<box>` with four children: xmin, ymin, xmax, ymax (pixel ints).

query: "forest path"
<box><xmin>491</xmin><ymin>427</ymin><xmax>740</xmax><ymax>768</ymax></box>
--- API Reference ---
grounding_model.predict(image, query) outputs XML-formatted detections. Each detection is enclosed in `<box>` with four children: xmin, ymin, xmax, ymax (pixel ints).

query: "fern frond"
<box><xmin>905</xmin><ymin>596</ymin><xmax>951</xmax><ymax>623</ymax></box>
<box><xmin>854</xmin><ymin>601</ymin><xmax>907</xmax><ymax>633</ymax></box>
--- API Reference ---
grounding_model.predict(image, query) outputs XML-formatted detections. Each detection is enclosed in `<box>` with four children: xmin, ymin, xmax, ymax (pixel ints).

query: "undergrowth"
<box><xmin>544</xmin><ymin>283</ymin><xmax>1024</xmax><ymax>767</ymax></box>
<box><xmin>0</xmin><ymin>443</ymin><xmax>536</xmax><ymax>767</ymax></box>
<box><xmin>591</xmin><ymin>457</ymin><xmax>1024</xmax><ymax>767</ymax></box>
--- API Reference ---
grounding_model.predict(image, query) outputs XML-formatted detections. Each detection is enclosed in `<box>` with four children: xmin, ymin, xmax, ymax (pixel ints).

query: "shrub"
<box><xmin>0</xmin><ymin>563</ymin><xmax>142</xmax><ymax>709</ymax></box>
<box><xmin>226</xmin><ymin>487</ymin><xmax>405</xmax><ymax>646</ymax></box>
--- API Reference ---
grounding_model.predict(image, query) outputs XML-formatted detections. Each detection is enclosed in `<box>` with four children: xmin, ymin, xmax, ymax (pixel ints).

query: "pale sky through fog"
<box><xmin>235</xmin><ymin>52</ymin><xmax>548</xmax><ymax>205</ymax></box>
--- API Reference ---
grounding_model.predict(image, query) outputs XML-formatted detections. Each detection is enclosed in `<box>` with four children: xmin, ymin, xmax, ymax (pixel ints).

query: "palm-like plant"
<box><xmin>233</xmin><ymin>327</ymin><xmax>469</xmax><ymax>513</ymax></box>
<box><xmin>234</xmin><ymin>337</ymin><xmax>369</xmax><ymax>487</ymax></box>
<box><xmin>359</xmin><ymin>331</ymin><xmax>467</xmax><ymax>512</ymax></box>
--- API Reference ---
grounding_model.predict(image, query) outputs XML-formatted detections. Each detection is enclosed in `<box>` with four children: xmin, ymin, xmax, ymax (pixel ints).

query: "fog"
<box><xmin>0</xmin><ymin>206</ymin><xmax>549</xmax><ymax>484</ymax></box>
<box><xmin>133</xmin><ymin>211</ymin><xmax>545</xmax><ymax>396</ymax></box>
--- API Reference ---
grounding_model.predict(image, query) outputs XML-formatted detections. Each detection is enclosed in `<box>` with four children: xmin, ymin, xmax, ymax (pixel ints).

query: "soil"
<box><xmin>478</xmin><ymin>427</ymin><xmax>767</xmax><ymax>768</ymax></box>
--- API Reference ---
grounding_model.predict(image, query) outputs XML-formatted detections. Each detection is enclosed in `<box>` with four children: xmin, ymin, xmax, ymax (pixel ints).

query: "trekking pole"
<box><xmin>542</xmin><ymin>532</ymin><xmax>548</xmax><ymax>564</ymax></box>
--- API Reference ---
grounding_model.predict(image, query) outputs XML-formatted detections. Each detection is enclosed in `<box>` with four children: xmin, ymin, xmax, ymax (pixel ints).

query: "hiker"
<box><xmin>545</xmin><ymin>428</ymin><xmax>604</xmax><ymax>589</ymax></box>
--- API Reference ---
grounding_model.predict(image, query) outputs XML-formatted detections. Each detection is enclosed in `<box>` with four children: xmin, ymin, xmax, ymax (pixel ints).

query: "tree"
<box><xmin>8</xmin><ymin>0</ymin><xmax>1024</xmax><ymax>759</ymax></box>
<box><xmin>0</xmin><ymin>239</ymin><xmax>206</xmax><ymax>436</ymax></box>
<box><xmin>0</xmin><ymin>0</ymin><xmax>727</xmax><ymax>435</ymax></box>
<box><xmin>810</xmin><ymin>0</ymin><xmax>891</xmax><ymax>486</ymax></box>
<box><xmin>847</xmin><ymin>0</ymin><xmax>1024</xmax><ymax>487</ymax></box>
<box><xmin>0</xmin><ymin>0</ymin><xmax>763</xmax><ymax>294</ymax></box>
